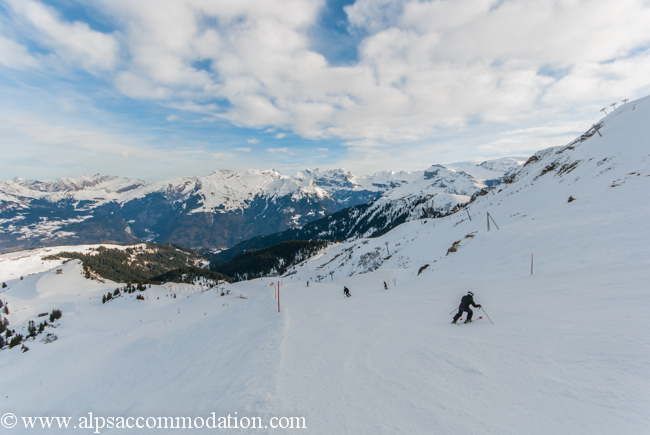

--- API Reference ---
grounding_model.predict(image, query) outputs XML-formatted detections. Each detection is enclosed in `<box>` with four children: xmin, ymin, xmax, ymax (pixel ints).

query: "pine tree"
<box><xmin>49</xmin><ymin>309</ymin><xmax>62</xmax><ymax>322</ymax></box>
<box><xmin>102</xmin><ymin>295</ymin><xmax>106</xmax><ymax>304</ymax></box>
<box><xmin>3</xmin><ymin>304</ymin><xmax>8</xmax><ymax>315</ymax></box>
<box><xmin>27</xmin><ymin>320</ymin><xmax>36</xmax><ymax>337</ymax></box>
<box><xmin>8</xmin><ymin>333</ymin><xmax>23</xmax><ymax>349</ymax></box>
<box><xmin>1</xmin><ymin>282</ymin><xmax>5</xmax><ymax>288</ymax></box>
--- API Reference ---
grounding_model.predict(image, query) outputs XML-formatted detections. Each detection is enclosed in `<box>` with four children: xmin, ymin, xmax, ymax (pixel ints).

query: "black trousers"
<box><xmin>453</xmin><ymin>307</ymin><xmax>473</xmax><ymax>322</ymax></box>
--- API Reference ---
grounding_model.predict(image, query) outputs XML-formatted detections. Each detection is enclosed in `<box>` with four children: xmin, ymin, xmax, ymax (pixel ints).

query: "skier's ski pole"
<box><xmin>480</xmin><ymin>307</ymin><xmax>494</xmax><ymax>325</ymax></box>
<box><xmin>449</xmin><ymin>308</ymin><xmax>458</xmax><ymax>316</ymax></box>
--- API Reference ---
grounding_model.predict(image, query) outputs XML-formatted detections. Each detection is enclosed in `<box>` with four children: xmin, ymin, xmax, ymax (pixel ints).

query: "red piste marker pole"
<box><xmin>531</xmin><ymin>253</ymin><xmax>534</xmax><ymax>275</ymax></box>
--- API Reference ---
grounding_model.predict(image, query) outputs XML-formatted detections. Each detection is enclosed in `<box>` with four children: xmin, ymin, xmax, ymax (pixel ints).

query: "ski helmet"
<box><xmin>467</xmin><ymin>291</ymin><xmax>474</xmax><ymax>296</ymax></box>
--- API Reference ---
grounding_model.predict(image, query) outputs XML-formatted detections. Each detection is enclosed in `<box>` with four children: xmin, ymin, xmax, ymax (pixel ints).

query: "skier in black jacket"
<box><xmin>452</xmin><ymin>291</ymin><xmax>481</xmax><ymax>324</ymax></box>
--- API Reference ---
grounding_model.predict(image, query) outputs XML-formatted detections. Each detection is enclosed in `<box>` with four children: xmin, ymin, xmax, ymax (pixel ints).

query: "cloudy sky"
<box><xmin>1</xmin><ymin>0</ymin><xmax>649</xmax><ymax>181</ymax></box>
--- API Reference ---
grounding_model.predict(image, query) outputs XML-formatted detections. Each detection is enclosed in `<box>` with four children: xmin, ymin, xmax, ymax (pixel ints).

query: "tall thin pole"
<box><xmin>531</xmin><ymin>253</ymin><xmax>534</xmax><ymax>275</ymax></box>
<box><xmin>487</xmin><ymin>212</ymin><xmax>500</xmax><ymax>230</ymax></box>
<box><xmin>277</xmin><ymin>281</ymin><xmax>280</xmax><ymax>313</ymax></box>
<box><xmin>593</xmin><ymin>124</ymin><xmax>602</xmax><ymax>137</ymax></box>
<box><xmin>480</xmin><ymin>307</ymin><xmax>494</xmax><ymax>325</ymax></box>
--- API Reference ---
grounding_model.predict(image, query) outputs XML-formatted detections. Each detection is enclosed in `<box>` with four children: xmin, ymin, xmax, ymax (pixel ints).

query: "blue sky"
<box><xmin>1</xmin><ymin>0</ymin><xmax>649</xmax><ymax>181</ymax></box>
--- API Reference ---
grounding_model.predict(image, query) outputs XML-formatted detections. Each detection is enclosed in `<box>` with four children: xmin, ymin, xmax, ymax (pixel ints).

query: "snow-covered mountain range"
<box><xmin>0</xmin><ymin>161</ymin><xmax>522</xmax><ymax>252</ymax></box>
<box><xmin>0</xmin><ymin>96</ymin><xmax>648</xmax><ymax>433</ymax></box>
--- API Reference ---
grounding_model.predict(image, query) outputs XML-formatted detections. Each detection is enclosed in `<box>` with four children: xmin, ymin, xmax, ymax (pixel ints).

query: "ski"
<box><xmin>454</xmin><ymin>316</ymin><xmax>482</xmax><ymax>324</ymax></box>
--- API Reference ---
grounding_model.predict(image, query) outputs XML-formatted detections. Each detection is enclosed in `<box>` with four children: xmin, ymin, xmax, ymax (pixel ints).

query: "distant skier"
<box><xmin>344</xmin><ymin>286</ymin><xmax>351</xmax><ymax>297</ymax></box>
<box><xmin>451</xmin><ymin>291</ymin><xmax>481</xmax><ymax>324</ymax></box>
<box><xmin>383</xmin><ymin>281</ymin><xmax>388</xmax><ymax>290</ymax></box>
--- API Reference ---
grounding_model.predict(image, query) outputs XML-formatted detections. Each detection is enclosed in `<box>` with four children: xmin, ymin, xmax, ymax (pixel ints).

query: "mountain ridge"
<box><xmin>0</xmin><ymin>160</ymin><xmax>521</xmax><ymax>251</ymax></box>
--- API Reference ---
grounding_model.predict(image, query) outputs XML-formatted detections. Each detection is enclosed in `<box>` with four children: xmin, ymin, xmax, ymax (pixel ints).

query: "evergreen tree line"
<box><xmin>42</xmin><ymin>240</ymin><xmax>327</xmax><ymax>285</ymax></box>
<box><xmin>103</xmin><ymin>282</ymin><xmax>155</xmax><ymax>303</ymax></box>
<box><xmin>0</xmin><ymin>304</ymin><xmax>62</xmax><ymax>352</ymax></box>
<box><xmin>148</xmin><ymin>266</ymin><xmax>229</xmax><ymax>284</ymax></box>
<box><xmin>211</xmin><ymin>240</ymin><xmax>329</xmax><ymax>281</ymax></box>
<box><xmin>211</xmin><ymin>195</ymin><xmax>460</xmax><ymax>267</ymax></box>
<box><xmin>43</xmin><ymin>243</ymin><xmax>207</xmax><ymax>283</ymax></box>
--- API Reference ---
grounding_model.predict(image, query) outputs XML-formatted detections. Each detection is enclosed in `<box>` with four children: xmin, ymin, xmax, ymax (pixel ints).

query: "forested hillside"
<box><xmin>212</xmin><ymin>240</ymin><xmax>330</xmax><ymax>281</ymax></box>
<box><xmin>43</xmin><ymin>244</ymin><xmax>207</xmax><ymax>283</ymax></box>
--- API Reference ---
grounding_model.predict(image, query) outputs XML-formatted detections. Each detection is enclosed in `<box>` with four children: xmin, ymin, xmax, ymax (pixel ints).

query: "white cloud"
<box><xmin>235</xmin><ymin>147</ymin><xmax>251</xmax><ymax>153</ymax></box>
<box><xmin>266</xmin><ymin>147</ymin><xmax>290</xmax><ymax>154</ymax></box>
<box><xmin>3</xmin><ymin>0</ymin><xmax>650</xmax><ymax>176</ymax></box>
<box><xmin>0</xmin><ymin>110</ymin><xmax>250</xmax><ymax>181</ymax></box>
<box><xmin>0</xmin><ymin>35</ymin><xmax>39</xmax><ymax>69</ymax></box>
<box><xmin>59</xmin><ymin>1</ymin><xmax>650</xmax><ymax>144</ymax></box>
<box><xmin>6</xmin><ymin>0</ymin><xmax>119</xmax><ymax>72</ymax></box>
<box><xmin>0</xmin><ymin>114</ymin><xmax>146</xmax><ymax>158</ymax></box>
<box><xmin>210</xmin><ymin>152</ymin><xmax>234</xmax><ymax>160</ymax></box>
<box><xmin>114</xmin><ymin>71</ymin><xmax>173</xmax><ymax>99</ymax></box>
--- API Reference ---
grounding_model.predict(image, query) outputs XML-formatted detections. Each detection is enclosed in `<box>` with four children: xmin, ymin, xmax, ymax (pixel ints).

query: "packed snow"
<box><xmin>1</xmin><ymin>97</ymin><xmax>649</xmax><ymax>433</ymax></box>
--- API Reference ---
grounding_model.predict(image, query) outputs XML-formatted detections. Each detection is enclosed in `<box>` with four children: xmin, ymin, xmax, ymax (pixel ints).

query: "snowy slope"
<box><xmin>0</xmin><ymin>244</ymin><xmax>146</xmax><ymax>282</ymax></box>
<box><xmin>0</xmin><ymin>260</ymin><xmax>285</xmax><ymax>433</ymax></box>
<box><xmin>456</xmin><ymin>156</ymin><xmax>528</xmax><ymax>184</ymax></box>
<box><xmin>290</xmin><ymin>97</ymin><xmax>650</xmax><ymax>284</ymax></box>
<box><xmin>272</xmin><ymin>96</ymin><xmax>650</xmax><ymax>433</ymax></box>
<box><xmin>2</xmin><ymin>98</ymin><xmax>648</xmax><ymax>434</ymax></box>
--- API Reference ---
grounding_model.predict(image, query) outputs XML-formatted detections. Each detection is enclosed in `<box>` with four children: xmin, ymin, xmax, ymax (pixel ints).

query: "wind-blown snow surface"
<box><xmin>1</xmin><ymin>97</ymin><xmax>649</xmax><ymax>434</ymax></box>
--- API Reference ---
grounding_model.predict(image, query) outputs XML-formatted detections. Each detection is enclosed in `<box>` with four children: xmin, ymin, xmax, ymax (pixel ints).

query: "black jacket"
<box><xmin>459</xmin><ymin>295</ymin><xmax>478</xmax><ymax>311</ymax></box>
